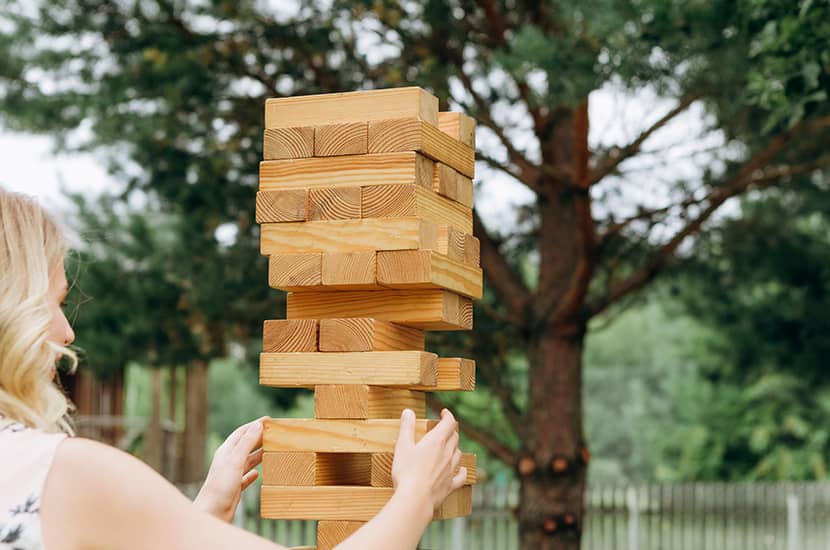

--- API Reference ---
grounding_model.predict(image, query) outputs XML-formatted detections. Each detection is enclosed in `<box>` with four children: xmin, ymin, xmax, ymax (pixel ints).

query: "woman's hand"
<box><xmin>390</xmin><ymin>408</ymin><xmax>467</xmax><ymax>521</ymax></box>
<box><xmin>194</xmin><ymin>417</ymin><xmax>266</xmax><ymax>522</ymax></box>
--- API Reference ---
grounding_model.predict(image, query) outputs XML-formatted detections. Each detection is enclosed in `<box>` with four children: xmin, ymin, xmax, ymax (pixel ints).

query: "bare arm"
<box><xmin>40</xmin><ymin>409</ymin><xmax>465</xmax><ymax>550</ymax></box>
<box><xmin>40</xmin><ymin>437</ymin><xmax>288</xmax><ymax>550</ymax></box>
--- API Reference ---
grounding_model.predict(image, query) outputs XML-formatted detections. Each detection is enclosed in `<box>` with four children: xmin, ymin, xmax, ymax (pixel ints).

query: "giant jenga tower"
<box><xmin>255</xmin><ymin>87</ymin><xmax>481</xmax><ymax>550</ymax></box>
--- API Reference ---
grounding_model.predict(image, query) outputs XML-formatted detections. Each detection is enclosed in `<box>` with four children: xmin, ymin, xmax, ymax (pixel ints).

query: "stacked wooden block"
<box><xmin>256</xmin><ymin>87</ymin><xmax>481</xmax><ymax>550</ymax></box>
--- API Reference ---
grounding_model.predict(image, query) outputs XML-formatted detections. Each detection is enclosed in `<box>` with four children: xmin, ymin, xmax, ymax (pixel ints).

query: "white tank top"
<box><xmin>0</xmin><ymin>421</ymin><xmax>66</xmax><ymax>550</ymax></box>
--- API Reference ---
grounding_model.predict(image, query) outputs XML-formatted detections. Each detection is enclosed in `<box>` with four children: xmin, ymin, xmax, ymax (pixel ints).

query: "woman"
<box><xmin>0</xmin><ymin>186</ymin><xmax>467</xmax><ymax>550</ymax></box>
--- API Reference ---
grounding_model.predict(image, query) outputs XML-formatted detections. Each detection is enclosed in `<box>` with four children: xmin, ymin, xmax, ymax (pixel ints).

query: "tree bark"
<box><xmin>180</xmin><ymin>359</ymin><xmax>209</xmax><ymax>483</ymax></box>
<box><xmin>519</xmin><ymin>325</ymin><xmax>586</xmax><ymax>550</ymax></box>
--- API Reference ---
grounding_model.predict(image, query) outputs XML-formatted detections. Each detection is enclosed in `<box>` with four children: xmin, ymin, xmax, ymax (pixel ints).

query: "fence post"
<box><xmin>451</xmin><ymin>516</ymin><xmax>466</xmax><ymax>549</ymax></box>
<box><xmin>787</xmin><ymin>493</ymin><xmax>800</xmax><ymax>550</ymax></box>
<box><xmin>628</xmin><ymin>486</ymin><xmax>639</xmax><ymax>550</ymax></box>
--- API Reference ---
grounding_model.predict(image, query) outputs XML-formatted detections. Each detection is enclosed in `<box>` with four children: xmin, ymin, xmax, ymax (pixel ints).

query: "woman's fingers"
<box><xmin>241</xmin><ymin>469</ymin><xmax>259</xmax><ymax>491</ymax></box>
<box><xmin>245</xmin><ymin>448</ymin><xmax>264</xmax><ymax>471</ymax></box>
<box><xmin>235</xmin><ymin>420</ymin><xmax>264</xmax><ymax>455</ymax></box>
<box><xmin>395</xmin><ymin>409</ymin><xmax>417</xmax><ymax>456</ymax></box>
<box><xmin>451</xmin><ymin>467</ymin><xmax>468</xmax><ymax>491</ymax></box>
<box><xmin>451</xmin><ymin>449</ymin><xmax>461</xmax><ymax>472</ymax></box>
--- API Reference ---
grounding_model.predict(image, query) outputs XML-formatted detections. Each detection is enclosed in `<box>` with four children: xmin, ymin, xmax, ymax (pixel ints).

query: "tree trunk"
<box><xmin>518</xmin><ymin>325</ymin><xmax>586</xmax><ymax>550</ymax></box>
<box><xmin>180</xmin><ymin>359</ymin><xmax>209</xmax><ymax>483</ymax></box>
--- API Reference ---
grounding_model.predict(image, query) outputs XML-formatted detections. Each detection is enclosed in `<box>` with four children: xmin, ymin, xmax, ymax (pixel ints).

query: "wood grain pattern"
<box><xmin>464</xmin><ymin>233</ymin><xmax>481</xmax><ymax>267</ymax></box>
<box><xmin>377</xmin><ymin>250</ymin><xmax>483</xmax><ymax>299</ymax></box>
<box><xmin>409</xmin><ymin>357</ymin><xmax>476</xmax><ymax>391</ymax></box>
<box><xmin>318</xmin><ymin>318</ymin><xmax>424</xmax><ymax>352</ymax></box>
<box><xmin>263</xmin><ymin>127</ymin><xmax>315</xmax><ymax>160</ymax></box>
<box><xmin>314</xmin><ymin>385</ymin><xmax>426</xmax><ymax>419</ymax></box>
<box><xmin>259</xmin><ymin>351</ymin><xmax>437</xmax><ymax>388</ymax></box>
<box><xmin>255</xmin><ymin>190</ymin><xmax>308</xmax><ymax>223</ymax></box>
<box><xmin>314</xmin><ymin>122</ymin><xmax>368</xmax><ymax>156</ymax></box>
<box><xmin>438</xmin><ymin>112</ymin><xmax>476</xmax><ymax>148</ymax></box>
<box><xmin>361</xmin><ymin>184</ymin><xmax>472</xmax><ymax>234</ymax></box>
<box><xmin>369</xmin><ymin>452</ymin><xmax>476</xmax><ymax>487</ymax></box>
<box><xmin>368</xmin><ymin>118</ymin><xmax>475</xmax><ymax>178</ymax></box>
<box><xmin>268</xmin><ymin>253</ymin><xmax>322</xmax><ymax>291</ymax></box>
<box><xmin>321</xmin><ymin>251</ymin><xmax>377</xmax><ymax>288</ymax></box>
<box><xmin>456</xmin><ymin>173</ymin><xmax>474</xmax><ymax>208</ymax></box>
<box><xmin>308</xmin><ymin>187</ymin><xmax>361</xmax><ymax>221</ymax></box>
<box><xmin>263</xmin><ymin>319</ymin><xmax>319</xmax><ymax>352</ymax></box>
<box><xmin>260</xmin><ymin>218</ymin><xmax>437</xmax><ymax>256</ymax></box>
<box><xmin>265</xmin><ymin>87</ymin><xmax>438</xmax><ymax>129</ymax></box>
<box><xmin>434</xmin><ymin>163</ymin><xmax>459</xmax><ymax>204</ymax></box>
<box><xmin>263</xmin><ymin>418</ymin><xmax>440</xmax><ymax>453</ymax></box>
<box><xmin>262</xmin><ymin>452</ymin><xmax>372</xmax><ymax>486</ymax></box>
<box><xmin>260</xmin><ymin>485</ymin><xmax>472</xmax><ymax>520</ymax></box>
<box><xmin>260</xmin><ymin>152</ymin><xmax>433</xmax><ymax>191</ymax></box>
<box><xmin>262</xmin><ymin>451</ymin><xmax>316</xmax><ymax>486</ymax></box>
<box><xmin>286</xmin><ymin>289</ymin><xmax>473</xmax><ymax>331</ymax></box>
<box><xmin>437</xmin><ymin>225</ymin><xmax>466</xmax><ymax>263</ymax></box>
<box><xmin>318</xmin><ymin>521</ymin><xmax>364</xmax><ymax>550</ymax></box>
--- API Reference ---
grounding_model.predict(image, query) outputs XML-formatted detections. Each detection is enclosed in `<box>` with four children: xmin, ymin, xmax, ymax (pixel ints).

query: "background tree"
<box><xmin>2</xmin><ymin>1</ymin><xmax>829</xmax><ymax>548</ymax></box>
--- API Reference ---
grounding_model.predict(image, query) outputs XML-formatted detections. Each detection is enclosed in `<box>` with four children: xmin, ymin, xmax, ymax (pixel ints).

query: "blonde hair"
<box><xmin>0</xmin><ymin>186</ymin><xmax>75</xmax><ymax>434</ymax></box>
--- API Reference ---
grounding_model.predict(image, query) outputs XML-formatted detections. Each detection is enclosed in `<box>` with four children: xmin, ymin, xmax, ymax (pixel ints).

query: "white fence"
<box><xmin>234</xmin><ymin>481</ymin><xmax>830</xmax><ymax>549</ymax></box>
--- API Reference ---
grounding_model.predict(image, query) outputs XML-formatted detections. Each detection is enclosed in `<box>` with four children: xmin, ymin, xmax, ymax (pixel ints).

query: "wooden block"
<box><xmin>255</xmin><ymin>190</ymin><xmax>308</xmax><ymax>223</ymax></box>
<box><xmin>368</xmin><ymin>118</ymin><xmax>475</xmax><ymax>178</ymax></box>
<box><xmin>262</xmin><ymin>452</ymin><xmax>372</xmax><ymax>486</ymax></box>
<box><xmin>434</xmin><ymin>163</ymin><xmax>459</xmax><ymax>203</ymax></box>
<box><xmin>287</xmin><ymin>289</ymin><xmax>473</xmax><ymax>331</ymax></box>
<box><xmin>308</xmin><ymin>187</ymin><xmax>361</xmax><ymax>221</ymax></box>
<box><xmin>260</xmin><ymin>351</ymin><xmax>437</xmax><ymax>388</ymax></box>
<box><xmin>456</xmin><ymin>174</ymin><xmax>474</xmax><ymax>208</ymax></box>
<box><xmin>314</xmin><ymin>385</ymin><xmax>426</xmax><ymax>419</ymax></box>
<box><xmin>377</xmin><ymin>250</ymin><xmax>483</xmax><ymax>299</ymax></box>
<box><xmin>260</xmin><ymin>152</ymin><xmax>433</xmax><ymax>191</ymax></box>
<box><xmin>262</xmin><ymin>451</ymin><xmax>316</xmax><ymax>486</ymax></box>
<box><xmin>260</xmin><ymin>218</ymin><xmax>437</xmax><ymax>256</ymax></box>
<box><xmin>263</xmin><ymin>418</ymin><xmax>441</xmax><ymax>453</ymax></box>
<box><xmin>464</xmin><ymin>234</ymin><xmax>480</xmax><ymax>267</ymax></box>
<box><xmin>436</xmin><ymin>225</ymin><xmax>465</xmax><ymax>263</ymax></box>
<box><xmin>314</xmin><ymin>122</ymin><xmax>368</xmax><ymax>157</ymax></box>
<box><xmin>433</xmin><ymin>164</ymin><xmax>474</xmax><ymax>209</ymax></box>
<box><xmin>263</xmin><ymin>319</ymin><xmax>318</xmax><ymax>352</ymax></box>
<box><xmin>361</xmin><ymin>184</ymin><xmax>472</xmax><ymax>234</ymax></box>
<box><xmin>265</xmin><ymin>87</ymin><xmax>439</xmax><ymax>129</ymax></box>
<box><xmin>261</xmin><ymin>486</ymin><xmax>472</xmax><ymax>520</ymax></box>
<box><xmin>409</xmin><ymin>358</ymin><xmax>476</xmax><ymax>391</ymax></box>
<box><xmin>370</xmin><ymin>452</ymin><xmax>477</xmax><ymax>487</ymax></box>
<box><xmin>268</xmin><ymin>253</ymin><xmax>322</xmax><ymax>291</ymax></box>
<box><xmin>438</xmin><ymin>112</ymin><xmax>476</xmax><ymax>148</ymax></box>
<box><xmin>263</xmin><ymin>127</ymin><xmax>315</xmax><ymax>160</ymax></box>
<box><xmin>318</xmin><ymin>318</ymin><xmax>424</xmax><ymax>352</ymax></box>
<box><xmin>318</xmin><ymin>521</ymin><xmax>364</xmax><ymax>550</ymax></box>
<box><xmin>321</xmin><ymin>251</ymin><xmax>377</xmax><ymax>289</ymax></box>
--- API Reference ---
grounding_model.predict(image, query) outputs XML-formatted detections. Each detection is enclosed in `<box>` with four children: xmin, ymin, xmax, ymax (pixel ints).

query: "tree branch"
<box><xmin>588</xmin><ymin>92</ymin><xmax>702</xmax><ymax>186</ymax></box>
<box><xmin>426</xmin><ymin>394</ymin><xmax>517</xmax><ymax>466</ymax></box>
<box><xmin>456</xmin><ymin>67</ymin><xmax>542</xmax><ymax>193</ymax></box>
<box><xmin>598</xmin><ymin>193</ymin><xmax>710</xmax><ymax>249</ymax></box>
<box><xmin>475</xmin><ymin>210</ymin><xmax>533</xmax><ymax>328</ymax></box>
<box><xmin>588</xmin><ymin>115</ymin><xmax>830</xmax><ymax>318</ymax></box>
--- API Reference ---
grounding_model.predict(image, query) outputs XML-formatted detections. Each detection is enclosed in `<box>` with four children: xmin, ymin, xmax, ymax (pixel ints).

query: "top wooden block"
<box><xmin>265</xmin><ymin>87</ymin><xmax>439</xmax><ymax>130</ymax></box>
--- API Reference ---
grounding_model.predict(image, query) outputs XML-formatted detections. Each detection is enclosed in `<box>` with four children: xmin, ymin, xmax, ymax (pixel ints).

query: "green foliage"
<box><xmin>742</xmin><ymin>0</ymin><xmax>830</xmax><ymax>129</ymax></box>
<box><xmin>667</xmin><ymin>182</ymin><xmax>830</xmax><ymax>480</ymax></box>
